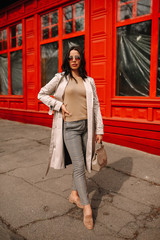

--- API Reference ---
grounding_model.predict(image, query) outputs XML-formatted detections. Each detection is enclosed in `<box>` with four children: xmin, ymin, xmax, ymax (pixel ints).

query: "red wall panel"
<box><xmin>25</xmin><ymin>16</ymin><xmax>37</xmax><ymax>110</ymax></box>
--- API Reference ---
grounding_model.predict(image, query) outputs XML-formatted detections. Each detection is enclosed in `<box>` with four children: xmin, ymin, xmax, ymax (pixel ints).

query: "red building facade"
<box><xmin>0</xmin><ymin>0</ymin><xmax>160</xmax><ymax>155</ymax></box>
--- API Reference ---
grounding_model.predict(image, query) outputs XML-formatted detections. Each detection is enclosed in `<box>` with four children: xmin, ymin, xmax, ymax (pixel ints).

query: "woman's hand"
<box><xmin>61</xmin><ymin>104</ymin><xmax>71</xmax><ymax>121</ymax></box>
<box><xmin>96</xmin><ymin>134</ymin><xmax>103</xmax><ymax>144</ymax></box>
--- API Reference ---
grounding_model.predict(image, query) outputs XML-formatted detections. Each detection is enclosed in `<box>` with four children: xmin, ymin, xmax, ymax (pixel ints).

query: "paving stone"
<box><xmin>112</xmin><ymin>194</ymin><xmax>151</xmax><ymax>216</ymax></box>
<box><xmin>137</xmin><ymin>228</ymin><xmax>160</xmax><ymax>240</ymax></box>
<box><xmin>0</xmin><ymin>145</ymin><xmax>48</xmax><ymax>173</ymax></box>
<box><xmin>0</xmin><ymin>174</ymin><xmax>71</xmax><ymax>229</ymax></box>
<box><xmin>36</xmin><ymin>173</ymin><xmax>73</xmax><ymax>199</ymax></box>
<box><xmin>105</xmin><ymin>142</ymin><xmax>160</xmax><ymax>185</ymax></box>
<box><xmin>95</xmin><ymin>203</ymin><xmax>135</xmax><ymax>233</ymax></box>
<box><xmin>17</xmin><ymin>215</ymin><xmax>123</xmax><ymax>240</ymax></box>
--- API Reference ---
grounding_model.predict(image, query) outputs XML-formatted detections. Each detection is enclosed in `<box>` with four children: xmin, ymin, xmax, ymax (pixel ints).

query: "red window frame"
<box><xmin>117</xmin><ymin>0</ymin><xmax>152</xmax><ymax>22</ymax></box>
<box><xmin>0</xmin><ymin>21</ymin><xmax>23</xmax><ymax>97</ymax></box>
<box><xmin>63</xmin><ymin>0</ymin><xmax>85</xmax><ymax>35</ymax></box>
<box><xmin>10</xmin><ymin>23</ymin><xmax>22</xmax><ymax>49</ymax></box>
<box><xmin>0</xmin><ymin>29</ymin><xmax>7</xmax><ymax>51</ymax></box>
<box><xmin>40</xmin><ymin>10</ymin><xmax>59</xmax><ymax>41</ymax></box>
<box><xmin>39</xmin><ymin>0</ymin><xmax>86</xmax><ymax>89</ymax></box>
<box><xmin>113</xmin><ymin>0</ymin><xmax>160</xmax><ymax>99</ymax></box>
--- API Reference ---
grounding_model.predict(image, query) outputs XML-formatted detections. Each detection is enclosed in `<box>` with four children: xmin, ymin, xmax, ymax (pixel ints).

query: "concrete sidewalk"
<box><xmin>0</xmin><ymin>119</ymin><xmax>160</xmax><ymax>240</ymax></box>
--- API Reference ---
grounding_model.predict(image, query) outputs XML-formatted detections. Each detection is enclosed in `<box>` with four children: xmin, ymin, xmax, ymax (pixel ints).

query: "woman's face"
<box><xmin>68</xmin><ymin>50</ymin><xmax>81</xmax><ymax>71</ymax></box>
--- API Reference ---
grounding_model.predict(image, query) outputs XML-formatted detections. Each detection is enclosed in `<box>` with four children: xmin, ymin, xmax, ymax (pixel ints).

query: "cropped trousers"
<box><xmin>63</xmin><ymin>119</ymin><xmax>89</xmax><ymax>205</ymax></box>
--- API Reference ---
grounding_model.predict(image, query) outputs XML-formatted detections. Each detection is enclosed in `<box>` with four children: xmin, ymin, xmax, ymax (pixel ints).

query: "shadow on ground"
<box><xmin>88</xmin><ymin>157</ymin><xmax>133</xmax><ymax>222</ymax></box>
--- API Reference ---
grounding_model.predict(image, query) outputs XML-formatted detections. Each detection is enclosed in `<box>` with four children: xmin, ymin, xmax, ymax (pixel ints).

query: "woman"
<box><xmin>38</xmin><ymin>46</ymin><xmax>104</xmax><ymax>230</ymax></box>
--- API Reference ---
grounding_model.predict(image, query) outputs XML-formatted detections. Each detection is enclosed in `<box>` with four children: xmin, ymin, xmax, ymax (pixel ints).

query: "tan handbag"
<box><xmin>92</xmin><ymin>143</ymin><xmax>107</xmax><ymax>171</ymax></box>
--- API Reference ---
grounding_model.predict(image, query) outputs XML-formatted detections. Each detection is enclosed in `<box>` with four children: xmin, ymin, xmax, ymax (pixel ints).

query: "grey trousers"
<box><xmin>64</xmin><ymin>119</ymin><xmax>89</xmax><ymax>205</ymax></box>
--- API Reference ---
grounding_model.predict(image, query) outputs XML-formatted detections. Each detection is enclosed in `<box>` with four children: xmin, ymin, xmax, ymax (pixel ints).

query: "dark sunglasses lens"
<box><xmin>75</xmin><ymin>56</ymin><xmax>80</xmax><ymax>60</ymax></box>
<box><xmin>68</xmin><ymin>56</ymin><xmax>80</xmax><ymax>61</ymax></box>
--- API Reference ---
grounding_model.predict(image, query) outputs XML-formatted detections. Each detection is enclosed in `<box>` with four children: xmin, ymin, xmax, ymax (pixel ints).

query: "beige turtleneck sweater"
<box><xmin>63</xmin><ymin>78</ymin><xmax>87</xmax><ymax>122</ymax></box>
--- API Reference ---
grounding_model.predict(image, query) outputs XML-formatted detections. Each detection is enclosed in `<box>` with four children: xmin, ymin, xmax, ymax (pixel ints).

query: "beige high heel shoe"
<box><xmin>83</xmin><ymin>210</ymin><xmax>94</xmax><ymax>230</ymax></box>
<box><xmin>69</xmin><ymin>195</ymin><xmax>84</xmax><ymax>209</ymax></box>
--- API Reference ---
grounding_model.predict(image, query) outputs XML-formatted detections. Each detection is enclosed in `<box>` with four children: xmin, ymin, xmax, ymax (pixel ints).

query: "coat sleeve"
<box><xmin>90</xmin><ymin>78</ymin><xmax>104</xmax><ymax>135</ymax></box>
<box><xmin>37</xmin><ymin>73</ymin><xmax>63</xmax><ymax>112</ymax></box>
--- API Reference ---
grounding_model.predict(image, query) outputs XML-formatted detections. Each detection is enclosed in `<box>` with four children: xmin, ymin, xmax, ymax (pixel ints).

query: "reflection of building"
<box><xmin>0</xmin><ymin>0</ymin><xmax>160</xmax><ymax>155</ymax></box>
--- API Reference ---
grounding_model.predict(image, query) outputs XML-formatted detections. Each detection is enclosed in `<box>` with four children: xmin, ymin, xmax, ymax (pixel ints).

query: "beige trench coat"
<box><xmin>38</xmin><ymin>72</ymin><xmax>104</xmax><ymax>174</ymax></box>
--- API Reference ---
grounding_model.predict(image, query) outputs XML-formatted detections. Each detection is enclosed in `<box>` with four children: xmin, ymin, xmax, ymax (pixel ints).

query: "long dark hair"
<box><xmin>61</xmin><ymin>46</ymin><xmax>87</xmax><ymax>81</ymax></box>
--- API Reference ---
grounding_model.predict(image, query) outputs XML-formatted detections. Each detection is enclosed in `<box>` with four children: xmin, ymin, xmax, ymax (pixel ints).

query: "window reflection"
<box><xmin>17</xmin><ymin>23</ymin><xmax>22</xmax><ymax>35</ymax></box>
<box><xmin>116</xmin><ymin>21</ymin><xmax>151</xmax><ymax>96</ymax></box>
<box><xmin>41</xmin><ymin>42</ymin><xmax>58</xmax><ymax>86</ymax></box>
<box><xmin>11</xmin><ymin>50</ymin><xmax>23</xmax><ymax>95</ymax></box>
<box><xmin>3</xmin><ymin>29</ymin><xmax>7</xmax><ymax>39</ymax></box>
<box><xmin>18</xmin><ymin>37</ymin><xmax>22</xmax><ymax>46</ymax></box>
<box><xmin>51</xmin><ymin>12</ymin><xmax>58</xmax><ymax>25</ymax></box>
<box><xmin>0</xmin><ymin>53</ymin><xmax>8</xmax><ymax>95</ymax></box>
<box><xmin>137</xmin><ymin>0</ymin><xmax>150</xmax><ymax>16</ymax></box>
<box><xmin>41</xmin><ymin>11</ymin><xmax>58</xmax><ymax>40</ymax></box>
<box><xmin>3</xmin><ymin>41</ymin><xmax>7</xmax><ymax>50</ymax></box>
<box><xmin>63</xmin><ymin>35</ymin><xmax>84</xmax><ymax>60</ymax></box>
<box><xmin>120</xmin><ymin>4</ymin><xmax>133</xmax><ymax>21</ymax></box>
<box><xmin>75</xmin><ymin>18</ymin><xmax>84</xmax><ymax>31</ymax></box>
<box><xmin>11</xmin><ymin>26</ymin><xmax>16</xmax><ymax>37</ymax></box>
<box><xmin>75</xmin><ymin>2</ymin><xmax>84</xmax><ymax>17</ymax></box>
<box><xmin>65</xmin><ymin>6</ymin><xmax>73</xmax><ymax>20</ymax></box>
<box><xmin>63</xmin><ymin>1</ymin><xmax>85</xmax><ymax>34</ymax></box>
<box><xmin>65</xmin><ymin>22</ymin><xmax>73</xmax><ymax>34</ymax></box>
<box><xmin>42</xmin><ymin>15</ymin><xmax>49</xmax><ymax>27</ymax></box>
<box><xmin>51</xmin><ymin>26</ymin><xmax>58</xmax><ymax>37</ymax></box>
<box><xmin>11</xmin><ymin>27</ymin><xmax>16</xmax><ymax>37</ymax></box>
<box><xmin>0</xmin><ymin>29</ymin><xmax>7</xmax><ymax>51</ymax></box>
<box><xmin>10</xmin><ymin>23</ymin><xmax>22</xmax><ymax>48</ymax></box>
<box><xmin>118</xmin><ymin>0</ymin><xmax>151</xmax><ymax>22</ymax></box>
<box><xmin>12</xmin><ymin>38</ymin><xmax>16</xmax><ymax>48</ymax></box>
<box><xmin>43</xmin><ymin>28</ymin><xmax>49</xmax><ymax>39</ymax></box>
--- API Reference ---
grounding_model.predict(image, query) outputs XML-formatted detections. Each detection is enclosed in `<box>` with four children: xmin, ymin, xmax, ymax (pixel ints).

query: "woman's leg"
<box><xmin>64</xmin><ymin>121</ymin><xmax>89</xmax><ymax>206</ymax></box>
<box><xmin>71</xmin><ymin>129</ymin><xmax>88</xmax><ymax>191</ymax></box>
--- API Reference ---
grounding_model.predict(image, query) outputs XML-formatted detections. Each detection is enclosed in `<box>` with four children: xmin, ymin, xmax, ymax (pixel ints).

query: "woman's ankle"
<box><xmin>70</xmin><ymin>190</ymin><xmax>79</xmax><ymax>198</ymax></box>
<box><xmin>83</xmin><ymin>204</ymin><xmax>92</xmax><ymax>215</ymax></box>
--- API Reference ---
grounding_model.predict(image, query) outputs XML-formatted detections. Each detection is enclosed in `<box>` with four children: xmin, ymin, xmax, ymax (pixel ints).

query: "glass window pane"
<box><xmin>3</xmin><ymin>29</ymin><xmax>7</xmax><ymax>40</ymax></box>
<box><xmin>11</xmin><ymin>50</ymin><xmax>23</xmax><ymax>95</ymax></box>
<box><xmin>120</xmin><ymin>4</ymin><xmax>133</xmax><ymax>21</ymax></box>
<box><xmin>51</xmin><ymin>11</ymin><xmax>58</xmax><ymax>25</ymax></box>
<box><xmin>42</xmin><ymin>14</ymin><xmax>49</xmax><ymax>27</ymax></box>
<box><xmin>41</xmin><ymin>42</ymin><xmax>58</xmax><ymax>86</ymax></box>
<box><xmin>18</xmin><ymin>37</ymin><xmax>22</xmax><ymax>46</ymax></box>
<box><xmin>75</xmin><ymin>18</ymin><xmax>84</xmax><ymax>31</ymax></box>
<box><xmin>17</xmin><ymin>23</ymin><xmax>22</xmax><ymax>35</ymax></box>
<box><xmin>63</xmin><ymin>35</ymin><xmax>84</xmax><ymax>60</ymax></box>
<box><xmin>51</xmin><ymin>26</ymin><xmax>58</xmax><ymax>37</ymax></box>
<box><xmin>0</xmin><ymin>32</ymin><xmax>2</xmax><ymax>41</ymax></box>
<box><xmin>12</xmin><ymin>38</ymin><xmax>16</xmax><ymax>48</ymax></box>
<box><xmin>43</xmin><ymin>28</ymin><xmax>49</xmax><ymax>40</ymax></box>
<box><xmin>137</xmin><ymin>0</ymin><xmax>151</xmax><ymax>16</ymax></box>
<box><xmin>75</xmin><ymin>2</ymin><xmax>84</xmax><ymax>17</ymax></box>
<box><xmin>65</xmin><ymin>21</ymin><xmax>73</xmax><ymax>34</ymax></box>
<box><xmin>0</xmin><ymin>42</ymin><xmax>2</xmax><ymax>51</ymax></box>
<box><xmin>116</xmin><ymin>21</ymin><xmax>151</xmax><ymax>96</ymax></box>
<box><xmin>156</xmin><ymin>19</ymin><xmax>160</xmax><ymax>96</ymax></box>
<box><xmin>3</xmin><ymin>41</ymin><xmax>7</xmax><ymax>50</ymax></box>
<box><xmin>0</xmin><ymin>53</ymin><xmax>8</xmax><ymax>95</ymax></box>
<box><xmin>11</xmin><ymin>26</ymin><xmax>16</xmax><ymax>37</ymax></box>
<box><xmin>121</xmin><ymin>0</ymin><xmax>129</xmax><ymax>2</ymax></box>
<box><xmin>65</xmin><ymin>6</ymin><xmax>73</xmax><ymax>20</ymax></box>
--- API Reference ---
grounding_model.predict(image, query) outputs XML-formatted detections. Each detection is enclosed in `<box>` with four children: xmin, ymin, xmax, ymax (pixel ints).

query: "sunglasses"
<box><xmin>68</xmin><ymin>55</ymin><xmax>81</xmax><ymax>61</ymax></box>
